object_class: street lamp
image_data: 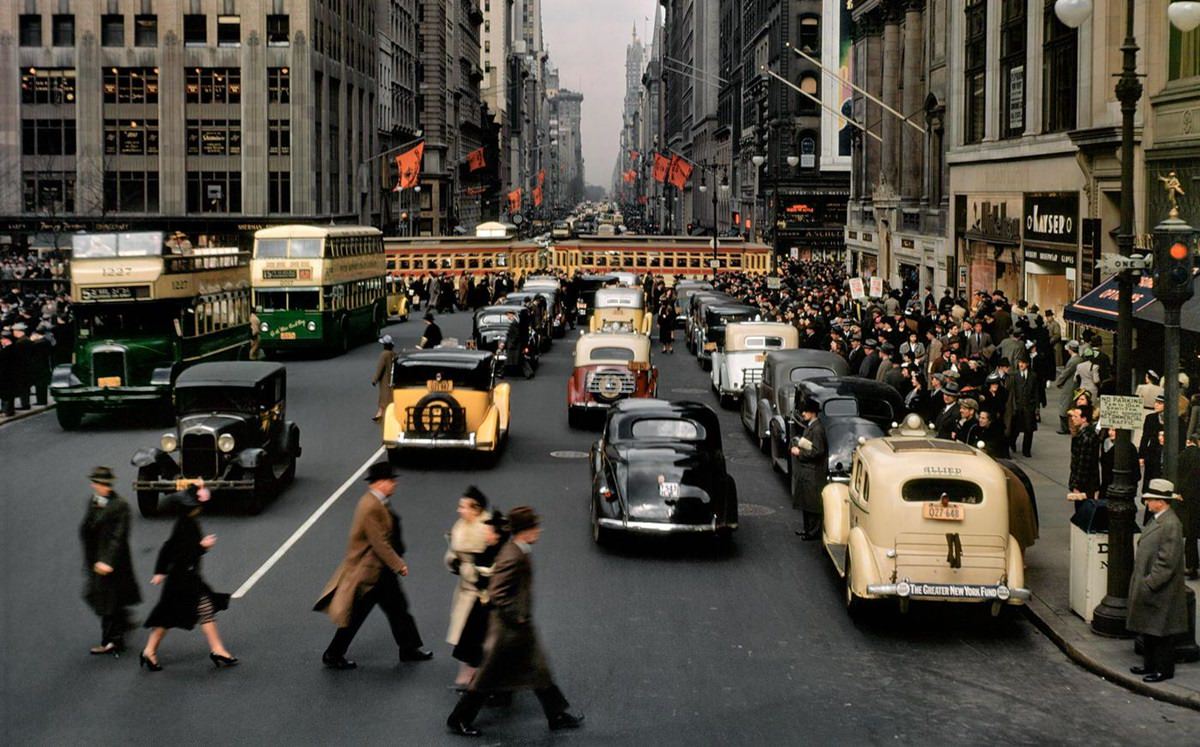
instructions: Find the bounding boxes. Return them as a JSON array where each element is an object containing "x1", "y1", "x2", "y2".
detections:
[
  {"x1": 1053, "y1": 0, "x2": 1200, "y2": 637},
  {"x1": 787, "y1": 155, "x2": 799, "y2": 169},
  {"x1": 411, "y1": 184, "x2": 422, "y2": 237}
]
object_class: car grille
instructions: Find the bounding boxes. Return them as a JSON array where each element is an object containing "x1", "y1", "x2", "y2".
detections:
[
  {"x1": 92, "y1": 350, "x2": 125, "y2": 385},
  {"x1": 181, "y1": 433, "x2": 220, "y2": 478},
  {"x1": 587, "y1": 370, "x2": 636, "y2": 399},
  {"x1": 742, "y1": 368, "x2": 763, "y2": 387}
]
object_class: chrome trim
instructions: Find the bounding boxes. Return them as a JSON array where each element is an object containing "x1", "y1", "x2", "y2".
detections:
[
  {"x1": 597, "y1": 517, "x2": 737, "y2": 534},
  {"x1": 865, "y1": 582, "x2": 1030, "y2": 601},
  {"x1": 387, "y1": 432, "x2": 488, "y2": 449}
]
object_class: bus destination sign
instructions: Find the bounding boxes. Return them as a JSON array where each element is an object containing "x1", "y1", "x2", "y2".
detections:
[{"x1": 80, "y1": 285, "x2": 151, "y2": 302}]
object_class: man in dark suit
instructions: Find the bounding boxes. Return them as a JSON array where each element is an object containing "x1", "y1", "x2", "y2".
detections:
[
  {"x1": 1178, "y1": 435, "x2": 1200, "y2": 578},
  {"x1": 1128, "y1": 480, "x2": 1189, "y2": 682},
  {"x1": 857, "y1": 338, "x2": 882, "y2": 380},
  {"x1": 447, "y1": 507, "x2": 583, "y2": 737},
  {"x1": 1006, "y1": 356, "x2": 1039, "y2": 457},
  {"x1": 314, "y1": 461, "x2": 432, "y2": 669},
  {"x1": 789, "y1": 399, "x2": 828, "y2": 539},
  {"x1": 80, "y1": 466, "x2": 140, "y2": 655},
  {"x1": 934, "y1": 383, "x2": 961, "y2": 440},
  {"x1": 951, "y1": 398, "x2": 982, "y2": 445},
  {"x1": 964, "y1": 319, "x2": 993, "y2": 358}
]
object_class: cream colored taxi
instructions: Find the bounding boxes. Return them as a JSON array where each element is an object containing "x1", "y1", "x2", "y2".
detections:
[
  {"x1": 587, "y1": 287, "x2": 652, "y2": 335},
  {"x1": 820, "y1": 414, "x2": 1030, "y2": 616},
  {"x1": 710, "y1": 321, "x2": 799, "y2": 408}
]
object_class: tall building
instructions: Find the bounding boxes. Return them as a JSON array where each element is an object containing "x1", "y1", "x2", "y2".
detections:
[
  {"x1": 481, "y1": 0, "x2": 512, "y2": 197},
  {"x1": 613, "y1": 26, "x2": 643, "y2": 204},
  {"x1": 377, "y1": 0, "x2": 420, "y2": 234},
  {"x1": 640, "y1": 6, "x2": 665, "y2": 231},
  {"x1": 551, "y1": 86, "x2": 584, "y2": 207},
  {"x1": 2, "y1": 0, "x2": 381, "y2": 246}
]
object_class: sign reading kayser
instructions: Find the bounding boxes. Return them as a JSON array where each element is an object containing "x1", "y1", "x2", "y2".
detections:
[{"x1": 1024, "y1": 192, "x2": 1079, "y2": 245}]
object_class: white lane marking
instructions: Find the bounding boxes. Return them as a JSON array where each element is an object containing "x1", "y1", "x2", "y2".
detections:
[{"x1": 232, "y1": 446, "x2": 385, "y2": 599}]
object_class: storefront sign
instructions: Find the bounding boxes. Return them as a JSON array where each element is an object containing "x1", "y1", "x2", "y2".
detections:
[
  {"x1": 965, "y1": 196, "x2": 1022, "y2": 244},
  {"x1": 1023, "y1": 245, "x2": 1076, "y2": 267},
  {"x1": 1008, "y1": 67, "x2": 1025, "y2": 131},
  {"x1": 1024, "y1": 192, "x2": 1079, "y2": 245}
]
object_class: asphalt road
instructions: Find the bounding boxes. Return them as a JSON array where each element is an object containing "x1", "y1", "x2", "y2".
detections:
[{"x1": 3, "y1": 310, "x2": 1199, "y2": 745}]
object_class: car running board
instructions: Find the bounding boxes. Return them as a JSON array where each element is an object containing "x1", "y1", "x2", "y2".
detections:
[{"x1": 826, "y1": 542, "x2": 848, "y2": 577}]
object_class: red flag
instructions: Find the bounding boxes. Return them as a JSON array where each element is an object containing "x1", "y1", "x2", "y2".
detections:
[
  {"x1": 668, "y1": 155, "x2": 693, "y2": 190},
  {"x1": 623, "y1": 170, "x2": 636, "y2": 184},
  {"x1": 537, "y1": 169, "x2": 545, "y2": 187},
  {"x1": 629, "y1": 150, "x2": 640, "y2": 161},
  {"x1": 466, "y1": 147, "x2": 486, "y2": 172},
  {"x1": 394, "y1": 142, "x2": 424, "y2": 191},
  {"x1": 637, "y1": 195, "x2": 649, "y2": 205},
  {"x1": 533, "y1": 185, "x2": 544, "y2": 207},
  {"x1": 507, "y1": 188, "x2": 522, "y2": 214},
  {"x1": 652, "y1": 153, "x2": 670, "y2": 183}
]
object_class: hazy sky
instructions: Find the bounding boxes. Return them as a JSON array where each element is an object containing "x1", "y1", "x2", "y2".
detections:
[{"x1": 542, "y1": 0, "x2": 659, "y2": 188}]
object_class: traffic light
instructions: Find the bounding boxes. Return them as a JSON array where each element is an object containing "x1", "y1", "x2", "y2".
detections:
[{"x1": 1153, "y1": 232, "x2": 1196, "y2": 305}]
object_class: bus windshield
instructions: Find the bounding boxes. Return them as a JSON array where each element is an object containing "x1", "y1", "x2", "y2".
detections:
[
  {"x1": 77, "y1": 304, "x2": 177, "y2": 337},
  {"x1": 255, "y1": 237, "x2": 322, "y2": 258},
  {"x1": 255, "y1": 289, "x2": 321, "y2": 312}
]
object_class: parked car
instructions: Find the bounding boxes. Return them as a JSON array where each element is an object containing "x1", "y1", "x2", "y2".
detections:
[
  {"x1": 742, "y1": 350, "x2": 852, "y2": 453},
  {"x1": 695, "y1": 304, "x2": 759, "y2": 372},
  {"x1": 589, "y1": 399, "x2": 738, "y2": 544},
  {"x1": 381, "y1": 348, "x2": 511, "y2": 460},
  {"x1": 472, "y1": 305, "x2": 539, "y2": 378},
  {"x1": 567, "y1": 332, "x2": 658, "y2": 428},
  {"x1": 821, "y1": 414, "x2": 1031, "y2": 616},
  {"x1": 385, "y1": 275, "x2": 412, "y2": 322},
  {"x1": 588, "y1": 287, "x2": 652, "y2": 335},
  {"x1": 502, "y1": 291, "x2": 555, "y2": 349},
  {"x1": 711, "y1": 322, "x2": 799, "y2": 408},
  {"x1": 772, "y1": 376, "x2": 905, "y2": 476},
  {"x1": 130, "y1": 362, "x2": 301, "y2": 517},
  {"x1": 684, "y1": 291, "x2": 736, "y2": 353}
]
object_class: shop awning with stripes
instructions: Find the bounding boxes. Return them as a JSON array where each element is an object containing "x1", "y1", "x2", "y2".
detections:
[{"x1": 1062, "y1": 275, "x2": 1158, "y2": 331}]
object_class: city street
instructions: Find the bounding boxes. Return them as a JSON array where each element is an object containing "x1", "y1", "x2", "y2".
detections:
[{"x1": 4, "y1": 311, "x2": 1200, "y2": 745}]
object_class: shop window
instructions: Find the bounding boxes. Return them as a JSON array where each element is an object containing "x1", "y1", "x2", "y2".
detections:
[
  {"x1": 1042, "y1": 0, "x2": 1077, "y2": 133},
  {"x1": 185, "y1": 68, "x2": 241, "y2": 104},
  {"x1": 798, "y1": 16, "x2": 819, "y2": 54},
  {"x1": 101, "y1": 15, "x2": 124, "y2": 47},
  {"x1": 22, "y1": 172, "x2": 75, "y2": 213},
  {"x1": 268, "y1": 120, "x2": 291, "y2": 156},
  {"x1": 20, "y1": 15, "x2": 42, "y2": 47},
  {"x1": 22, "y1": 118, "x2": 77, "y2": 156},
  {"x1": 217, "y1": 16, "x2": 241, "y2": 47},
  {"x1": 267, "y1": 15, "x2": 290, "y2": 46},
  {"x1": 1169, "y1": 24, "x2": 1200, "y2": 80},
  {"x1": 135, "y1": 15, "x2": 158, "y2": 47},
  {"x1": 268, "y1": 67, "x2": 291, "y2": 103},
  {"x1": 104, "y1": 171, "x2": 160, "y2": 213},
  {"x1": 1000, "y1": 0, "x2": 1026, "y2": 138},
  {"x1": 184, "y1": 14, "x2": 207, "y2": 46},
  {"x1": 21, "y1": 68, "x2": 77, "y2": 105},
  {"x1": 186, "y1": 119, "x2": 242, "y2": 156},
  {"x1": 187, "y1": 171, "x2": 242, "y2": 213},
  {"x1": 104, "y1": 119, "x2": 160, "y2": 156},
  {"x1": 103, "y1": 68, "x2": 160, "y2": 104},
  {"x1": 963, "y1": 0, "x2": 987, "y2": 144},
  {"x1": 52, "y1": 15, "x2": 75, "y2": 47}
]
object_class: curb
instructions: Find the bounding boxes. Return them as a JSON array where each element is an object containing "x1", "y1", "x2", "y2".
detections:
[
  {"x1": 0, "y1": 403, "x2": 54, "y2": 427},
  {"x1": 1023, "y1": 593, "x2": 1200, "y2": 711}
]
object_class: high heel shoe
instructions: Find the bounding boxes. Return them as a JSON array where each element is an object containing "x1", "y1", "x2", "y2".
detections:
[
  {"x1": 210, "y1": 652, "x2": 240, "y2": 668},
  {"x1": 139, "y1": 652, "x2": 162, "y2": 671}
]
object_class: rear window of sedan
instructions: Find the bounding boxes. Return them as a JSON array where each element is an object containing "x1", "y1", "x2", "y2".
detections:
[
  {"x1": 591, "y1": 346, "x2": 635, "y2": 361},
  {"x1": 901, "y1": 478, "x2": 984, "y2": 505},
  {"x1": 630, "y1": 418, "x2": 705, "y2": 441}
]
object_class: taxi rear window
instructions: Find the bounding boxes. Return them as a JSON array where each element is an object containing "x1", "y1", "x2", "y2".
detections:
[
  {"x1": 590, "y1": 346, "x2": 635, "y2": 361},
  {"x1": 901, "y1": 478, "x2": 984, "y2": 505}
]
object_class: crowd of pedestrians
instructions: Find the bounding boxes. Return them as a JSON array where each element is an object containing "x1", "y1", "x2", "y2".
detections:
[{"x1": 2, "y1": 251, "x2": 73, "y2": 417}]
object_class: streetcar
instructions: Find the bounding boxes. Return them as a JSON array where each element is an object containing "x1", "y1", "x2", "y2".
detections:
[
  {"x1": 50, "y1": 231, "x2": 252, "y2": 429},
  {"x1": 384, "y1": 222, "x2": 541, "y2": 278},
  {"x1": 549, "y1": 235, "x2": 773, "y2": 276},
  {"x1": 251, "y1": 225, "x2": 386, "y2": 355}
]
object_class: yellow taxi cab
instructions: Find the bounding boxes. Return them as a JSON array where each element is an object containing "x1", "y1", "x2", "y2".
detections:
[
  {"x1": 588, "y1": 287, "x2": 653, "y2": 335},
  {"x1": 386, "y1": 275, "x2": 411, "y2": 321}
]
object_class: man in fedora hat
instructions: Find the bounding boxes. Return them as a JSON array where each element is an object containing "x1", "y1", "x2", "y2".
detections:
[
  {"x1": 1128, "y1": 479, "x2": 1189, "y2": 682},
  {"x1": 314, "y1": 461, "x2": 432, "y2": 669},
  {"x1": 447, "y1": 506, "x2": 583, "y2": 737},
  {"x1": 79, "y1": 466, "x2": 140, "y2": 655}
]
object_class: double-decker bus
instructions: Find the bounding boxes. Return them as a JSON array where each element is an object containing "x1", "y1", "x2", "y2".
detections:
[
  {"x1": 383, "y1": 222, "x2": 541, "y2": 278},
  {"x1": 50, "y1": 231, "x2": 252, "y2": 429},
  {"x1": 252, "y1": 225, "x2": 386, "y2": 355},
  {"x1": 550, "y1": 235, "x2": 773, "y2": 277}
]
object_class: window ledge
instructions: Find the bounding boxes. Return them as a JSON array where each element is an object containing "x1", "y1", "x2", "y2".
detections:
[{"x1": 1149, "y1": 79, "x2": 1200, "y2": 106}]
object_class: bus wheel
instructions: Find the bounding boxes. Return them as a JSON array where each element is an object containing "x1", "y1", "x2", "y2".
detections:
[
  {"x1": 56, "y1": 405, "x2": 82, "y2": 430},
  {"x1": 136, "y1": 466, "x2": 160, "y2": 518}
]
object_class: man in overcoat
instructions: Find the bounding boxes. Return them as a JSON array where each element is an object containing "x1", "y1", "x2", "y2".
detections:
[
  {"x1": 314, "y1": 461, "x2": 432, "y2": 669},
  {"x1": 789, "y1": 398, "x2": 827, "y2": 540},
  {"x1": 1005, "y1": 355, "x2": 1039, "y2": 457},
  {"x1": 80, "y1": 466, "x2": 140, "y2": 655},
  {"x1": 447, "y1": 506, "x2": 583, "y2": 737},
  {"x1": 1177, "y1": 435, "x2": 1200, "y2": 578},
  {"x1": 1128, "y1": 479, "x2": 1190, "y2": 682}
]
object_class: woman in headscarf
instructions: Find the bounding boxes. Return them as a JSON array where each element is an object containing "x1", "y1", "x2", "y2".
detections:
[
  {"x1": 445, "y1": 486, "x2": 492, "y2": 688},
  {"x1": 372, "y1": 335, "x2": 396, "y2": 422},
  {"x1": 140, "y1": 481, "x2": 236, "y2": 671},
  {"x1": 450, "y1": 511, "x2": 507, "y2": 689}
]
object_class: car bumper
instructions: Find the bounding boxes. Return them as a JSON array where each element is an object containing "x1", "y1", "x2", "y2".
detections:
[
  {"x1": 50, "y1": 385, "x2": 169, "y2": 407},
  {"x1": 133, "y1": 478, "x2": 256, "y2": 492},
  {"x1": 597, "y1": 517, "x2": 738, "y2": 534},
  {"x1": 385, "y1": 433, "x2": 495, "y2": 451},
  {"x1": 865, "y1": 581, "x2": 1031, "y2": 603}
]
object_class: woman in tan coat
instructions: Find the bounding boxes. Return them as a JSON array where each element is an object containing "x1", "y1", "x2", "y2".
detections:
[
  {"x1": 371, "y1": 336, "x2": 396, "y2": 421},
  {"x1": 445, "y1": 486, "x2": 491, "y2": 687}
]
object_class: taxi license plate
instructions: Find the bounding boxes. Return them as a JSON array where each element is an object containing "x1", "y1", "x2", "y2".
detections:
[
  {"x1": 280, "y1": 331, "x2": 297, "y2": 340},
  {"x1": 923, "y1": 503, "x2": 965, "y2": 521},
  {"x1": 175, "y1": 478, "x2": 199, "y2": 490},
  {"x1": 659, "y1": 481, "x2": 681, "y2": 499},
  {"x1": 97, "y1": 376, "x2": 121, "y2": 388},
  {"x1": 754, "y1": 354, "x2": 766, "y2": 362}
]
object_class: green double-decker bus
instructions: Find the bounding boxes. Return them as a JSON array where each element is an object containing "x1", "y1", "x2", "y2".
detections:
[
  {"x1": 51, "y1": 231, "x2": 252, "y2": 429},
  {"x1": 252, "y1": 225, "x2": 386, "y2": 355}
]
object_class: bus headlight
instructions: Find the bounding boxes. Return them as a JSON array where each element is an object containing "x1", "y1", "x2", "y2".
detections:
[
  {"x1": 306, "y1": 321, "x2": 317, "y2": 332},
  {"x1": 259, "y1": 322, "x2": 269, "y2": 333},
  {"x1": 217, "y1": 434, "x2": 236, "y2": 453},
  {"x1": 160, "y1": 433, "x2": 178, "y2": 452}
]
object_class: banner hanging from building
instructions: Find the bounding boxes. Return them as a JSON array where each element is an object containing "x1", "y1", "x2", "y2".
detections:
[
  {"x1": 466, "y1": 147, "x2": 486, "y2": 172},
  {"x1": 537, "y1": 169, "x2": 545, "y2": 187},
  {"x1": 623, "y1": 170, "x2": 636, "y2": 184},
  {"x1": 533, "y1": 185, "x2": 544, "y2": 207},
  {"x1": 507, "y1": 188, "x2": 522, "y2": 214},
  {"x1": 667, "y1": 156, "x2": 693, "y2": 190},
  {"x1": 394, "y1": 142, "x2": 425, "y2": 191},
  {"x1": 652, "y1": 154, "x2": 670, "y2": 183}
]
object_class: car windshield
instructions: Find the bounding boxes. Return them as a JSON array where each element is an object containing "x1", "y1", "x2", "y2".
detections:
[
  {"x1": 902, "y1": 478, "x2": 984, "y2": 505},
  {"x1": 392, "y1": 361, "x2": 492, "y2": 390},
  {"x1": 176, "y1": 386, "x2": 259, "y2": 414},
  {"x1": 590, "y1": 346, "x2": 635, "y2": 361},
  {"x1": 629, "y1": 418, "x2": 704, "y2": 441}
]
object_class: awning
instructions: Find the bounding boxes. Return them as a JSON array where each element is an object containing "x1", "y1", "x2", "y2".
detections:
[
  {"x1": 1063, "y1": 275, "x2": 1157, "y2": 331},
  {"x1": 1133, "y1": 275, "x2": 1200, "y2": 333}
]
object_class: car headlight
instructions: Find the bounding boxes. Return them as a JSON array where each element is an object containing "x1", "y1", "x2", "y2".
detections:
[
  {"x1": 259, "y1": 321, "x2": 269, "y2": 333},
  {"x1": 160, "y1": 433, "x2": 178, "y2": 452},
  {"x1": 217, "y1": 434, "x2": 236, "y2": 453},
  {"x1": 306, "y1": 321, "x2": 317, "y2": 332}
]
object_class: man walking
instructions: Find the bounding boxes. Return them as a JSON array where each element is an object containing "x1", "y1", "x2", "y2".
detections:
[
  {"x1": 447, "y1": 506, "x2": 584, "y2": 737},
  {"x1": 418, "y1": 312, "x2": 443, "y2": 349},
  {"x1": 1006, "y1": 356, "x2": 1039, "y2": 457},
  {"x1": 80, "y1": 466, "x2": 140, "y2": 656},
  {"x1": 1128, "y1": 479, "x2": 1189, "y2": 683},
  {"x1": 314, "y1": 461, "x2": 432, "y2": 669}
]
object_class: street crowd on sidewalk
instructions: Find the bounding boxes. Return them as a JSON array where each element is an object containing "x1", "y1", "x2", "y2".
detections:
[{"x1": 2, "y1": 250, "x2": 73, "y2": 417}]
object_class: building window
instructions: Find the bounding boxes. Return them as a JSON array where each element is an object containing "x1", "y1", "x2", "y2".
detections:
[
  {"x1": 104, "y1": 171, "x2": 160, "y2": 213},
  {"x1": 104, "y1": 119, "x2": 160, "y2": 156},
  {"x1": 269, "y1": 172, "x2": 291, "y2": 213},
  {"x1": 798, "y1": 73, "x2": 819, "y2": 111},
  {"x1": 21, "y1": 68, "x2": 76, "y2": 105},
  {"x1": 184, "y1": 14, "x2": 207, "y2": 46},
  {"x1": 963, "y1": 0, "x2": 987, "y2": 144},
  {"x1": 22, "y1": 119, "x2": 77, "y2": 156},
  {"x1": 268, "y1": 120, "x2": 291, "y2": 156},
  {"x1": 20, "y1": 15, "x2": 42, "y2": 47},
  {"x1": 135, "y1": 15, "x2": 158, "y2": 47},
  {"x1": 217, "y1": 15, "x2": 241, "y2": 47},
  {"x1": 268, "y1": 67, "x2": 291, "y2": 103},
  {"x1": 101, "y1": 15, "x2": 124, "y2": 47},
  {"x1": 1042, "y1": 0, "x2": 1077, "y2": 133},
  {"x1": 103, "y1": 68, "x2": 160, "y2": 104},
  {"x1": 187, "y1": 171, "x2": 242, "y2": 213},
  {"x1": 52, "y1": 15, "x2": 75, "y2": 47},
  {"x1": 1169, "y1": 24, "x2": 1200, "y2": 81},
  {"x1": 186, "y1": 120, "x2": 242, "y2": 156},
  {"x1": 267, "y1": 15, "x2": 290, "y2": 46},
  {"x1": 798, "y1": 16, "x2": 820, "y2": 54},
  {"x1": 1000, "y1": 0, "x2": 1026, "y2": 138},
  {"x1": 185, "y1": 68, "x2": 241, "y2": 104},
  {"x1": 23, "y1": 172, "x2": 75, "y2": 213}
]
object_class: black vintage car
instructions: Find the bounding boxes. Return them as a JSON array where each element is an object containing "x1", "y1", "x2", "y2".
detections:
[
  {"x1": 472, "y1": 305, "x2": 539, "y2": 378},
  {"x1": 684, "y1": 291, "x2": 737, "y2": 352},
  {"x1": 502, "y1": 291, "x2": 555, "y2": 349},
  {"x1": 130, "y1": 362, "x2": 301, "y2": 517},
  {"x1": 590, "y1": 400, "x2": 738, "y2": 545},
  {"x1": 695, "y1": 304, "x2": 758, "y2": 371},
  {"x1": 743, "y1": 350, "x2": 852, "y2": 454},
  {"x1": 780, "y1": 376, "x2": 906, "y2": 482}
]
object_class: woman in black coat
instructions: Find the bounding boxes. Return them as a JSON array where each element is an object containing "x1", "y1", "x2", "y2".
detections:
[
  {"x1": 141, "y1": 482, "x2": 237, "y2": 671},
  {"x1": 656, "y1": 294, "x2": 677, "y2": 354}
]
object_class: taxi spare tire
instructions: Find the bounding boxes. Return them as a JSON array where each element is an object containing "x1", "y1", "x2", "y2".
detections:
[{"x1": 411, "y1": 392, "x2": 465, "y2": 435}]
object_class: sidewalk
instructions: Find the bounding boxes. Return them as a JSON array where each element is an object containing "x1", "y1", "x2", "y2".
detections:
[
  {"x1": 0, "y1": 401, "x2": 53, "y2": 427},
  {"x1": 1015, "y1": 399, "x2": 1200, "y2": 709}
]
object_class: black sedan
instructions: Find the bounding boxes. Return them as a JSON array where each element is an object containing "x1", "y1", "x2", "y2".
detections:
[{"x1": 590, "y1": 400, "x2": 738, "y2": 545}]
